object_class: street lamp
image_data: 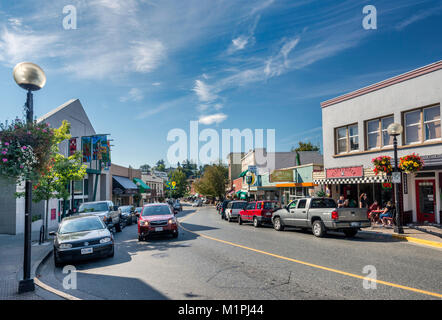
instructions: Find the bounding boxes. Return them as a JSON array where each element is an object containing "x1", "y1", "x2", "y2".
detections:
[
  {"x1": 13, "y1": 62, "x2": 46, "y2": 293},
  {"x1": 387, "y1": 122, "x2": 404, "y2": 234},
  {"x1": 246, "y1": 171, "x2": 253, "y2": 199}
]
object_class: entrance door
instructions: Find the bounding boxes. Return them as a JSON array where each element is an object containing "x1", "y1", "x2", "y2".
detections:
[{"x1": 415, "y1": 180, "x2": 436, "y2": 223}]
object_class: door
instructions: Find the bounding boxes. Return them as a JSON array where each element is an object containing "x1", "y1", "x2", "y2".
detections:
[
  {"x1": 415, "y1": 180, "x2": 436, "y2": 223},
  {"x1": 245, "y1": 202, "x2": 256, "y2": 221},
  {"x1": 285, "y1": 200, "x2": 298, "y2": 226},
  {"x1": 293, "y1": 199, "x2": 309, "y2": 227}
]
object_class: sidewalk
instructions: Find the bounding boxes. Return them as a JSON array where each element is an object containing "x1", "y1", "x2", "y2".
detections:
[
  {"x1": 361, "y1": 223, "x2": 442, "y2": 249},
  {"x1": 0, "y1": 227, "x2": 59, "y2": 300}
]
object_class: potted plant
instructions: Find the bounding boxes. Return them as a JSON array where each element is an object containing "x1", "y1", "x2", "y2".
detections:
[
  {"x1": 372, "y1": 155, "x2": 393, "y2": 175},
  {"x1": 399, "y1": 153, "x2": 424, "y2": 174}
]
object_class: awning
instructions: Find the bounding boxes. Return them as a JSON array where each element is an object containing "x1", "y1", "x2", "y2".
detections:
[
  {"x1": 239, "y1": 170, "x2": 248, "y2": 177},
  {"x1": 236, "y1": 190, "x2": 247, "y2": 199},
  {"x1": 275, "y1": 182, "x2": 317, "y2": 187},
  {"x1": 133, "y1": 178, "x2": 150, "y2": 193},
  {"x1": 314, "y1": 176, "x2": 391, "y2": 185},
  {"x1": 113, "y1": 176, "x2": 138, "y2": 194}
]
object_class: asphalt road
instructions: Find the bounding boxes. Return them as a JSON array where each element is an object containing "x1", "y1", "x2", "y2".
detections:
[{"x1": 37, "y1": 203, "x2": 442, "y2": 300}]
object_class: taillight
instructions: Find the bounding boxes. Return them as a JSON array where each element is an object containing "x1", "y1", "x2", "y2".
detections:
[{"x1": 331, "y1": 210, "x2": 339, "y2": 220}]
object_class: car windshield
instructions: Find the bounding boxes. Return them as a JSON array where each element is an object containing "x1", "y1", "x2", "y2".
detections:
[
  {"x1": 142, "y1": 205, "x2": 171, "y2": 216},
  {"x1": 59, "y1": 217, "x2": 105, "y2": 234},
  {"x1": 232, "y1": 202, "x2": 247, "y2": 209},
  {"x1": 78, "y1": 202, "x2": 109, "y2": 213},
  {"x1": 263, "y1": 202, "x2": 279, "y2": 210},
  {"x1": 310, "y1": 198, "x2": 337, "y2": 209}
]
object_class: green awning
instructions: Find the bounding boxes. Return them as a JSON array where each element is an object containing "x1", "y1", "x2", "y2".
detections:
[
  {"x1": 235, "y1": 190, "x2": 247, "y2": 199},
  {"x1": 133, "y1": 178, "x2": 150, "y2": 192},
  {"x1": 239, "y1": 170, "x2": 248, "y2": 177}
]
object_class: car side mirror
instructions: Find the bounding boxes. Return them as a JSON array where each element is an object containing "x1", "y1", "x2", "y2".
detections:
[{"x1": 49, "y1": 231, "x2": 56, "y2": 236}]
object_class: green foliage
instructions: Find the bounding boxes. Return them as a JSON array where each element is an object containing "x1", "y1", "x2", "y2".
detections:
[
  {"x1": 169, "y1": 168, "x2": 188, "y2": 198},
  {"x1": 155, "y1": 159, "x2": 166, "y2": 172},
  {"x1": 194, "y1": 163, "x2": 228, "y2": 199},
  {"x1": 291, "y1": 141, "x2": 320, "y2": 152}
]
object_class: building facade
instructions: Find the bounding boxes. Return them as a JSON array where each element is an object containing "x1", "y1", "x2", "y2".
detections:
[
  {"x1": 109, "y1": 164, "x2": 145, "y2": 206},
  {"x1": 314, "y1": 61, "x2": 442, "y2": 224},
  {"x1": 142, "y1": 172, "x2": 164, "y2": 202}
]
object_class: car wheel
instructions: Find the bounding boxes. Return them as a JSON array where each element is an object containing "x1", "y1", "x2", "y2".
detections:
[
  {"x1": 312, "y1": 220, "x2": 326, "y2": 238},
  {"x1": 115, "y1": 220, "x2": 122, "y2": 233},
  {"x1": 253, "y1": 217, "x2": 260, "y2": 228},
  {"x1": 273, "y1": 217, "x2": 284, "y2": 231},
  {"x1": 54, "y1": 251, "x2": 63, "y2": 268},
  {"x1": 238, "y1": 216, "x2": 243, "y2": 225},
  {"x1": 343, "y1": 229, "x2": 358, "y2": 238}
]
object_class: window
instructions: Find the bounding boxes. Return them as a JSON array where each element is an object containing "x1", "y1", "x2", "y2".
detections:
[
  {"x1": 405, "y1": 106, "x2": 441, "y2": 144},
  {"x1": 335, "y1": 124, "x2": 359, "y2": 154},
  {"x1": 246, "y1": 203, "x2": 256, "y2": 210},
  {"x1": 366, "y1": 116, "x2": 394, "y2": 149},
  {"x1": 297, "y1": 199, "x2": 307, "y2": 209},
  {"x1": 288, "y1": 200, "x2": 298, "y2": 209},
  {"x1": 257, "y1": 202, "x2": 262, "y2": 209}
]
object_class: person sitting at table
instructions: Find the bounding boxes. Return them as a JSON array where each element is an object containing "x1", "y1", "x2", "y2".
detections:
[
  {"x1": 337, "y1": 195, "x2": 345, "y2": 208},
  {"x1": 368, "y1": 200, "x2": 380, "y2": 223},
  {"x1": 343, "y1": 199, "x2": 350, "y2": 208},
  {"x1": 379, "y1": 201, "x2": 394, "y2": 227}
]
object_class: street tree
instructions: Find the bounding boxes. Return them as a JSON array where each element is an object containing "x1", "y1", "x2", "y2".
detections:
[
  {"x1": 194, "y1": 163, "x2": 228, "y2": 199},
  {"x1": 168, "y1": 168, "x2": 188, "y2": 198},
  {"x1": 291, "y1": 141, "x2": 320, "y2": 152}
]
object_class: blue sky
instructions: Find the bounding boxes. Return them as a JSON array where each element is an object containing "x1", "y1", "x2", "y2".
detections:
[{"x1": 0, "y1": 0, "x2": 441, "y2": 168}]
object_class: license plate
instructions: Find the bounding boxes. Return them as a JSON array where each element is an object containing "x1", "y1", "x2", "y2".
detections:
[
  {"x1": 81, "y1": 248, "x2": 93, "y2": 255},
  {"x1": 155, "y1": 227, "x2": 163, "y2": 232},
  {"x1": 351, "y1": 222, "x2": 361, "y2": 227}
]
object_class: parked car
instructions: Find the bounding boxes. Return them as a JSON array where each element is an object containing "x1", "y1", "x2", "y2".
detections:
[
  {"x1": 224, "y1": 200, "x2": 247, "y2": 222},
  {"x1": 271, "y1": 197, "x2": 370, "y2": 237},
  {"x1": 51, "y1": 215, "x2": 114, "y2": 267},
  {"x1": 136, "y1": 203, "x2": 178, "y2": 241},
  {"x1": 119, "y1": 205, "x2": 136, "y2": 226},
  {"x1": 238, "y1": 200, "x2": 280, "y2": 227},
  {"x1": 78, "y1": 201, "x2": 123, "y2": 232},
  {"x1": 134, "y1": 207, "x2": 142, "y2": 223},
  {"x1": 219, "y1": 200, "x2": 231, "y2": 219},
  {"x1": 192, "y1": 199, "x2": 202, "y2": 207}
]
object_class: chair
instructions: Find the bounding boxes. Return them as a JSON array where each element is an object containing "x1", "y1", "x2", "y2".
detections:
[{"x1": 383, "y1": 209, "x2": 396, "y2": 226}]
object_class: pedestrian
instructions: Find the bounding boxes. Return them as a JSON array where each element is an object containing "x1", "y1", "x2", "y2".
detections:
[
  {"x1": 379, "y1": 201, "x2": 394, "y2": 227},
  {"x1": 337, "y1": 195, "x2": 345, "y2": 208},
  {"x1": 349, "y1": 198, "x2": 357, "y2": 208},
  {"x1": 368, "y1": 200, "x2": 380, "y2": 224},
  {"x1": 359, "y1": 193, "x2": 369, "y2": 209}
]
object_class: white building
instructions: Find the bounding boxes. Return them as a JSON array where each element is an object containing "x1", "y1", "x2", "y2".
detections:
[
  {"x1": 0, "y1": 99, "x2": 111, "y2": 234},
  {"x1": 314, "y1": 61, "x2": 442, "y2": 224}
]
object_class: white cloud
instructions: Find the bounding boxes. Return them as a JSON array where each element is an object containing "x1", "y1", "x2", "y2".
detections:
[
  {"x1": 193, "y1": 79, "x2": 218, "y2": 102},
  {"x1": 0, "y1": 28, "x2": 59, "y2": 65},
  {"x1": 131, "y1": 40, "x2": 166, "y2": 73},
  {"x1": 152, "y1": 82, "x2": 162, "y2": 86},
  {"x1": 120, "y1": 88, "x2": 144, "y2": 102},
  {"x1": 231, "y1": 36, "x2": 248, "y2": 51},
  {"x1": 198, "y1": 113, "x2": 227, "y2": 125},
  {"x1": 395, "y1": 6, "x2": 442, "y2": 30}
]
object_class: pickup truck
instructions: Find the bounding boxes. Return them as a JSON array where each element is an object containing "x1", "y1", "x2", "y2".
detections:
[
  {"x1": 78, "y1": 201, "x2": 123, "y2": 232},
  {"x1": 271, "y1": 197, "x2": 370, "y2": 237}
]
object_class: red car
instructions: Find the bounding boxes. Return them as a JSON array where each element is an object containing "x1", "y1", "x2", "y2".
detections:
[
  {"x1": 137, "y1": 203, "x2": 178, "y2": 241},
  {"x1": 238, "y1": 200, "x2": 280, "y2": 227}
]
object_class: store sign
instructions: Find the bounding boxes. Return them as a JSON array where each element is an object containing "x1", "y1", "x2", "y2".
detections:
[
  {"x1": 326, "y1": 166, "x2": 363, "y2": 179},
  {"x1": 403, "y1": 173, "x2": 408, "y2": 194},
  {"x1": 392, "y1": 172, "x2": 401, "y2": 184},
  {"x1": 421, "y1": 154, "x2": 442, "y2": 167},
  {"x1": 270, "y1": 169, "x2": 293, "y2": 182}
]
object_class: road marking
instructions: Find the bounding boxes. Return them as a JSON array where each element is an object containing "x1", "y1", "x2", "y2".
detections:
[{"x1": 178, "y1": 209, "x2": 442, "y2": 299}]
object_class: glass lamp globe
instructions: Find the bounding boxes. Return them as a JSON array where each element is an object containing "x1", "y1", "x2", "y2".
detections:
[
  {"x1": 13, "y1": 62, "x2": 46, "y2": 91},
  {"x1": 387, "y1": 123, "x2": 403, "y2": 136}
]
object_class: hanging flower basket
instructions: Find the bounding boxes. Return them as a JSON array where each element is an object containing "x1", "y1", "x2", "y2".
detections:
[
  {"x1": 372, "y1": 155, "x2": 393, "y2": 175},
  {"x1": 0, "y1": 119, "x2": 54, "y2": 182},
  {"x1": 399, "y1": 153, "x2": 424, "y2": 174}
]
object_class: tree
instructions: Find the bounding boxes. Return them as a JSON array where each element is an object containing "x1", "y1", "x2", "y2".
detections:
[
  {"x1": 155, "y1": 159, "x2": 166, "y2": 172},
  {"x1": 194, "y1": 163, "x2": 228, "y2": 199},
  {"x1": 139, "y1": 164, "x2": 151, "y2": 173},
  {"x1": 291, "y1": 141, "x2": 320, "y2": 152},
  {"x1": 168, "y1": 168, "x2": 188, "y2": 198}
]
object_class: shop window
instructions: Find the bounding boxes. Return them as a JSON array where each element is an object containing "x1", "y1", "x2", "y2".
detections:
[
  {"x1": 335, "y1": 124, "x2": 359, "y2": 154},
  {"x1": 404, "y1": 105, "x2": 441, "y2": 144},
  {"x1": 366, "y1": 116, "x2": 394, "y2": 150}
]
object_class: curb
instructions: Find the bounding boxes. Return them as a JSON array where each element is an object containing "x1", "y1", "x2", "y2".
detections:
[
  {"x1": 32, "y1": 246, "x2": 81, "y2": 300},
  {"x1": 360, "y1": 230, "x2": 442, "y2": 249}
]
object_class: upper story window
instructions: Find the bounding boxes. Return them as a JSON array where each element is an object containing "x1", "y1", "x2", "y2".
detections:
[
  {"x1": 404, "y1": 105, "x2": 441, "y2": 144},
  {"x1": 366, "y1": 116, "x2": 394, "y2": 150},
  {"x1": 335, "y1": 124, "x2": 359, "y2": 154}
]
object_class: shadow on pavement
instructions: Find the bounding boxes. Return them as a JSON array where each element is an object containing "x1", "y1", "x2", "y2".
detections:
[{"x1": 179, "y1": 221, "x2": 219, "y2": 232}]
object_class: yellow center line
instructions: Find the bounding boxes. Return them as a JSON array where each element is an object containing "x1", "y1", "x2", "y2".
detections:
[{"x1": 178, "y1": 208, "x2": 442, "y2": 299}]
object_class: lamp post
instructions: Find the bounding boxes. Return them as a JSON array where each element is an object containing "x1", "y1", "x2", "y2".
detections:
[
  {"x1": 246, "y1": 171, "x2": 252, "y2": 200},
  {"x1": 387, "y1": 122, "x2": 404, "y2": 234},
  {"x1": 13, "y1": 62, "x2": 46, "y2": 293}
]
